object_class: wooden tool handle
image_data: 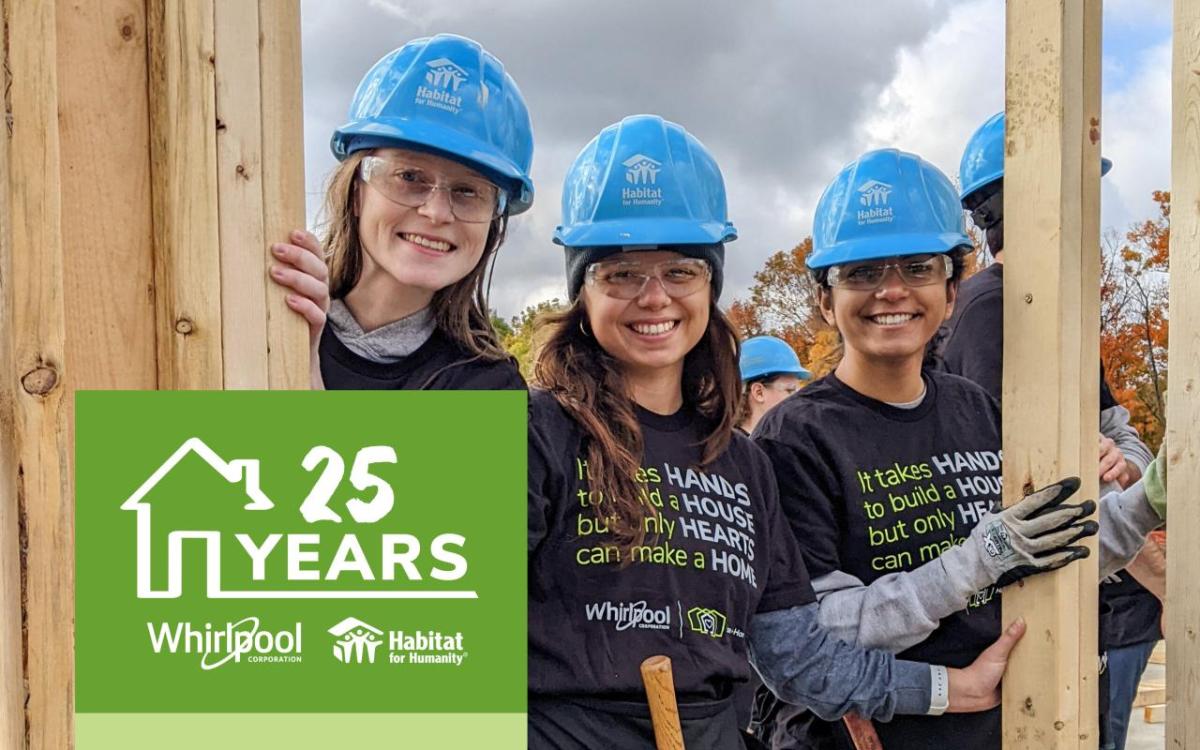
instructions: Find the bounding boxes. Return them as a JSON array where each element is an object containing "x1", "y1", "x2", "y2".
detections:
[
  {"x1": 842, "y1": 712, "x2": 883, "y2": 750},
  {"x1": 640, "y1": 655, "x2": 685, "y2": 750}
]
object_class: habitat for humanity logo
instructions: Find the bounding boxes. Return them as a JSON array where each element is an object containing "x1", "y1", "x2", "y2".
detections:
[
  {"x1": 621, "y1": 154, "x2": 664, "y2": 207},
  {"x1": 856, "y1": 180, "x2": 895, "y2": 225},
  {"x1": 585, "y1": 600, "x2": 670, "y2": 632},
  {"x1": 687, "y1": 607, "x2": 727, "y2": 638},
  {"x1": 329, "y1": 616, "x2": 468, "y2": 667},
  {"x1": 146, "y1": 616, "x2": 302, "y2": 671},
  {"x1": 416, "y1": 57, "x2": 467, "y2": 114},
  {"x1": 328, "y1": 616, "x2": 384, "y2": 664}
]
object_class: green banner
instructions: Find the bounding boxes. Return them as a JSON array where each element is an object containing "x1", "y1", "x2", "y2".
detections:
[{"x1": 75, "y1": 391, "x2": 526, "y2": 745}]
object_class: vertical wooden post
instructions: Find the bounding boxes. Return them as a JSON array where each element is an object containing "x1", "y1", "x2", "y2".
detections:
[
  {"x1": 1002, "y1": 1, "x2": 1102, "y2": 748},
  {"x1": 0, "y1": 4, "x2": 29, "y2": 747},
  {"x1": 148, "y1": 0, "x2": 224, "y2": 389},
  {"x1": 2, "y1": 1, "x2": 74, "y2": 748},
  {"x1": 0, "y1": 0, "x2": 307, "y2": 744},
  {"x1": 1167, "y1": 1, "x2": 1200, "y2": 745}
]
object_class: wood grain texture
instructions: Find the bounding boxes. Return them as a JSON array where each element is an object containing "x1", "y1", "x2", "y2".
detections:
[
  {"x1": 1002, "y1": 1, "x2": 1101, "y2": 747},
  {"x1": 1167, "y1": 1, "x2": 1200, "y2": 746},
  {"x1": 147, "y1": 0, "x2": 223, "y2": 389},
  {"x1": 214, "y1": 0, "x2": 269, "y2": 388},
  {"x1": 258, "y1": 0, "x2": 309, "y2": 389},
  {"x1": 640, "y1": 655, "x2": 685, "y2": 750},
  {"x1": 4, "y1": 1, "x2": 73, "y2": 747}
]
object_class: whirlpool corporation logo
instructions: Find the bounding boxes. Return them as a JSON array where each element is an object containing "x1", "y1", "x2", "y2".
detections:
[
  {"x1": 145, "y1": 617, "x2": 303, "y2": 670},
  {"x1": 856, "y1": 179, "x2": 895, "y2": 225},
  {"x1": 328, "y1": 616, "x2": 385, "y2": 664},
  {"x1": 584, "y1": 600, "x2": 670, "y2": 632}
]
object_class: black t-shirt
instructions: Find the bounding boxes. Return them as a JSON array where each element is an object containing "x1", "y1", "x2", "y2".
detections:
[
  {"x1": 937, "y1": 263, "x2": 1120, "y2": 408},
  {"x1": 1103, "y1": 571, "x2": 1163, "y2": 647},
  {"x1": 755, "y1": 370, "x2": 1003, "y2": 746},
  {"x1": 319, "y1": 326, "x2": 525, "y2": 390},
  {"x1": 527, "y1": 389, "x2": 815, "y2": 744}
]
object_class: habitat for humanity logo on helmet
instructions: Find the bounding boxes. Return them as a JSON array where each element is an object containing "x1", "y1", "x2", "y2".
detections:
[
  {"x1": 585, "y1": 599, "x2": 671, "y2": 632},
  {"x1": 328, "y1": 617, "x2": 384, "y2": 664},
  {"x1": 856, "y1": 179, "x2": 895, "y2": 225},
  {"x1": 621, "y1": 154, "x2": 664, "y2": 207},
  {"x1": 416, "y1": 57, "x2": 467, "y2": 114},
  {"x1": 146, "y1": 616, "x2": 302, "y2": 671}
]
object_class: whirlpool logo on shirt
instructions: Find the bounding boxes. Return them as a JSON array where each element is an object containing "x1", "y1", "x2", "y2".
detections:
[{"x1": 584, "y1": 600, "x2": 671, "y2": 632}]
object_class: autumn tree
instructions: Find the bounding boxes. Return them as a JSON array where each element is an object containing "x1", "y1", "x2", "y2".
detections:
[
  {"x1": 501, "y1": 299, "x2": 567, "y2": 380},
  {"x1": 1100, "y1": 191, "x2": 1170, "y2": 450}
]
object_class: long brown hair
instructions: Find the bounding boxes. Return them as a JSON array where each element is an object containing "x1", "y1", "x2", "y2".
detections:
[
  {"x1": 320, "y1": 151, "x2": 510, "y2": 360},
  {"x1": 533, "y1": 296, "x2": 742, "y2": 554}
]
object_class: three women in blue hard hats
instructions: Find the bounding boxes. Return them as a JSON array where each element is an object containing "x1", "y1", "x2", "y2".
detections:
[
  {"x1": 752, "y1": 147, "x2": 1167, "y2": 749},
  {"x1": 737, "y1": 336, "x2": 811, "y2": 435},
  {"x1": 527, "y1": 116, "x2": 1028, "y2": 750},
  {"x1": 269, "y1": 34, "x2": 533, "y2": 390}
]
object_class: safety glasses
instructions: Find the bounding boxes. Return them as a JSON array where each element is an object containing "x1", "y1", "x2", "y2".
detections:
[
  {"x1": 827, "y1": 254, "x2": 953, "y2": 291},
  {"x1": 359, "y1": 155, "x2": 505, "y2": 223},
  {"x1": 584, "y1": 257, "x2": 712, "y2": 300}
]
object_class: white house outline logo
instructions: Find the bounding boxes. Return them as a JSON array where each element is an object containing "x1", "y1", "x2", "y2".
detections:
[
  {"x1": 120, "y1": 437, "x2": 477, "y2": 600},
  {"x1": 425, "y1": 58, "x2": 467, "y2": 91},
  {"x1": 857, "y1": 180, "x2": 892, "y2": 207},
  {"x1": 623, "y1": 154, "x2": 661, "y2": 185},
  {"x1": 328, "y1": 617, "x2": 384, "y2": 664}
]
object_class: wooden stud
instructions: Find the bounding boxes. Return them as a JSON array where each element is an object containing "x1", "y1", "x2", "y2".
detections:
[
  {"x1": 214, "y1": 0, "x2": 269, "y2": 388},
  {"x1": 1002, "y1": 0, "x2": 1101, "y2": 747},
  {"x1": 0, "y1": 4, "x2": 28, "y2": 747},
  {"x1": 1167, "y1": 1, "x2": 1200, "y2": 745},
  {"x1": 258, "y1": 0, "x2": 310, "y2": 390},
  {"x1": 3, "y1": 0, "x2": 74, "y2": 747},
  {"x1": 147, "y1": 0, "x2": 223, "y2": 389}
]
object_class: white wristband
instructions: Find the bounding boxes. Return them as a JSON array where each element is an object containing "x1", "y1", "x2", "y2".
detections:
[{"x1": 928, "y1": 665, "x2": 950, "y2": 715}]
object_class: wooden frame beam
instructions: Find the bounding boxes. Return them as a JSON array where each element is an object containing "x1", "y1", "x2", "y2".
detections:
[
  {"x1": 1167, "y1": 0, "x2": 1200, "y2": 745},
  {"x1": 1002, "y1": 0, "x2": 1102, "y2": 747}
]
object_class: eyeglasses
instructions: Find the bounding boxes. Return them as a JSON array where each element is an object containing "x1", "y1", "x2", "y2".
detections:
[
  {"x1": 584, "y1": 258, "x2": 712, "y2": 300},
  {"x1": 359, "y1": 156, "x2": 505, "y2": 223},
  {"x1": 964, "y1": 184, "x2": 1003, "y2": 230},
  {"x1": 827, "y1": 254, "x2": 953, "y2": 291}
]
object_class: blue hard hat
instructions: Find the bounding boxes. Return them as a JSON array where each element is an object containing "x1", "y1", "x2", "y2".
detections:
[
  {"x1": 959, "y1": 111, "x2": 1113, "y2": 202},
  {"x1": 807, "y1": 148, "x2": 972, "y2": 270},
  {"x1": 740, "y1": 336, "x2": 811, "y2": 382},
  {"x1": 331, "y1": 34, "x2": 535, "y2": 215},
  {"x1": 553, "y1": 114, "x2": 738, "y2": 248}
]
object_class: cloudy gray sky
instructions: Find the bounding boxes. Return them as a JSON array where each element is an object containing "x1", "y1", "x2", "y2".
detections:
[{"x1": 299, "y1": 0, "x2": 1172, "y2": 319}]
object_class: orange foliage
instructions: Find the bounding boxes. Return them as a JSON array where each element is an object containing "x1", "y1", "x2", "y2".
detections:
[{"x1": 1100, "y1": 191, "x2": 1170, "y2": 450}]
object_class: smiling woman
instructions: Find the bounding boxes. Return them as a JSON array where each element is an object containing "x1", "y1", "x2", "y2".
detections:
[{"x1": 268, "y1": 33, "x2": 534, "y2": 390}]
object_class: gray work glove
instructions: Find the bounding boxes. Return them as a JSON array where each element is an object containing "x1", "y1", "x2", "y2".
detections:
[{"x1": 942, "y1": 478, "x2": 1098, "y2": 591}]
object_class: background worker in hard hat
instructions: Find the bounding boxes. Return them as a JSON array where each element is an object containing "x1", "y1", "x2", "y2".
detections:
[
  {"x1": 528, "y1": 116, "x2": 1031, "y2": 750},
  {"x1": 737, "y1": 336, "x2": 812, "y2": 435},
  {"x1": 268, "y1": 34, "x2": 532, "y2": 390},
  {"x1": 943, "y1": 112, "x2": 1162, "y2": 750},
  {"x1": 751, "y1": 148, "x2": 1166, "y2": 749}
]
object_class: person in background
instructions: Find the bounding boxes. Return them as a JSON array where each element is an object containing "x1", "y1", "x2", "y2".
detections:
[
  {"x1": 269, "y1": 34, "x2": 532, "y2": 390},
  {"x1": 737, "y1": 336, "x2": 811, "y2": 435},
  {"x1": 947, "y1": 112, "x2": 1160, "y2": 750}
]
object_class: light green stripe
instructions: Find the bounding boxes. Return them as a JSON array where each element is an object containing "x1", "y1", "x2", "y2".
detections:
[{"x1": 76, "y1": 713, "x2": 526, "y2": 749}]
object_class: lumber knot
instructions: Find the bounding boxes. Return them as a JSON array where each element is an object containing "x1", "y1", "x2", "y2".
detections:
[
  {"x1": 20, "y1": 367, "x2": 58, "y2": 396},
  {"x1": 175, "y1": 318, "x2": 194, "y2": 335}
]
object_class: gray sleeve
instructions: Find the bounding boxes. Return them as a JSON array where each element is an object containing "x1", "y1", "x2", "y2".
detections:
[
  {"x1": 812, "y1": 561, "x2": 988, "y2": 652},
  {"x1": 749, "y1": 602, "x2": 932, "y2": 721},
  {"x1": 1098, "y1": 480, "x2": 1164, "y2": 578},
  {"x1": 1100, "y1": 404, "x2": 1153, "y2": 474}
]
